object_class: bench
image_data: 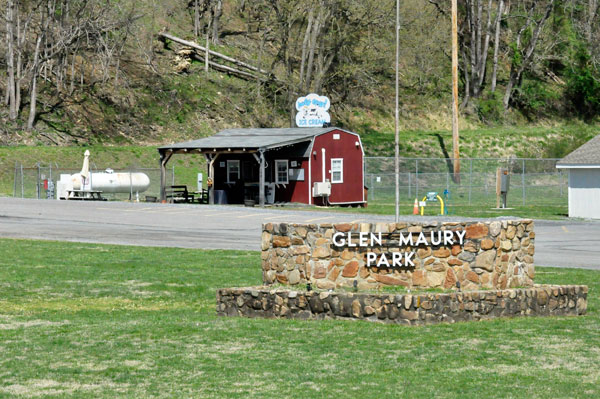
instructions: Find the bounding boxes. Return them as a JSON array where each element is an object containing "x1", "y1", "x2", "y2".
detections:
[
  {"x1": 165, "y1": 185, "x2": 195, "y2": 203},
  {"x1": 194, "y1": 189, "x2": 209, "y2": 204}
]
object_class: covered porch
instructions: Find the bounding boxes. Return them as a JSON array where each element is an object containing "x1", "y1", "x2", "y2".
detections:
[
  {"x1": 157, "y1": 128, "x2": 319, "y2": 206},
  {"x1": 158, "y1": 147, "x2": 268, "y2": 206}
]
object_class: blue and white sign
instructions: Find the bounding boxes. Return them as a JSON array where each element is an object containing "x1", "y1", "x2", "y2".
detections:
[{"x1": 295, "y1": 93, "x2": 331, "y2": 127}]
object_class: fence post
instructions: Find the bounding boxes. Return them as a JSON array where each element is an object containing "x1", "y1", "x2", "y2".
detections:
[
  {"x1": 172, "y1": 165, "x2": 175, "y2": 186},
  {"x1": 415, "y1": 159, "x2": 419, "y2": 199},
  {"x1": 370, "y1": 175, "x2": 375, "y2": 201},
  {"x1": 129, "y1": 169, "x2": 133, "y2": 201},
  {"x1": 20, "y1": 163, "x2": 24, "y2": 198},
  {"x1": 408, "y1": 172, "x2": 411, "y2": 198},
  {"x1": 468, "y1": 159, "x2": 472, "y2": 205},
  {"x1": 522, "y1": 159, "x2": 526, "y2": 206},
  {"x1": 36, "y1": 163, "x2": 40, "y2": 199},
  {"x1": 560, "y1": 169, "x2": 564, "y2": 196},
  {"x1": 13, "y1": 162, "x2": 18, "y2": 197}
]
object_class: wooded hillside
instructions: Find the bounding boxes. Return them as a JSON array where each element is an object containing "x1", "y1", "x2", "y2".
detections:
[{"x1": 1, "y1": 0, "x2": 599, "y2": 148}]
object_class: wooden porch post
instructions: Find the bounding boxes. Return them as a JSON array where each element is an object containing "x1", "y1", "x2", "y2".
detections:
[
  {"x1": 259, "y1": 150, "x2": 265, "y2": 207},
  {"x1": 208, "y1": 154, "x2": 215, "y2": 205},
  {"x1": 159, "y1": 151, "x2": 172, "y2": 202}
]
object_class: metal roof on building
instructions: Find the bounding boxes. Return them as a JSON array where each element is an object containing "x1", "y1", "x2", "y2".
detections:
[
  {"x1": 556, "y1": 134, "x2": 600, "y2": 167},
  {"x1": 158, "y1": 127, "x2": 340, "y2": 151}
]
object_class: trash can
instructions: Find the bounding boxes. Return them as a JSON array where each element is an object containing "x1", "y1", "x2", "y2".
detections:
[{"x1": 214, "y1": 190, "x2": 228, "y2": 204}]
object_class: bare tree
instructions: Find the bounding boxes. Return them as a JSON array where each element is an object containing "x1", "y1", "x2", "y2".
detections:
[
  {"x1": 1, "y1": 0, "x2": 139, "y2": 130},
  {"x1": 502, "y1": 0, "x2": 555, "y2": 109},
  {"x1": 429, "y1": 0, "x2": 500, "y2": 103}
]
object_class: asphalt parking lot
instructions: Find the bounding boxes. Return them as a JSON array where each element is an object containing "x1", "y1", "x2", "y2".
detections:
[{"x1": 1, "y1": 197, "x2": 598, "y2": 269}]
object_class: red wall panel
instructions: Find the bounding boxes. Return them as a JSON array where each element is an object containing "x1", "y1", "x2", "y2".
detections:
[{"x1": 310, "y1": 129, "x2": 364, "y2": 204}]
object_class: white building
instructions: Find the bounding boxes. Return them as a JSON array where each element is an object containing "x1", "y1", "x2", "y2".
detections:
[{"x1": 556, "y1": 134, "x2": 600, "y2": 219}]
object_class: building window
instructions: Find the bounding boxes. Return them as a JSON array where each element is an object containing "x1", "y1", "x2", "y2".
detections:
[
  {"x1": 275, "y1": 160, "x2": 289, "y2": 184},
  {"x1": 226, "y1": 160, "x2": 240, "y2": 183},
  {"x1": 331, "y1": 158, "x2": 343, "y2": 183}
]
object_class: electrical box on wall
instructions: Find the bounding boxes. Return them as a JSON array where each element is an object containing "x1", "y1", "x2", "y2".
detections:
[{"x1": 312, "y1": 182, "x2": 331, "y2": 197}]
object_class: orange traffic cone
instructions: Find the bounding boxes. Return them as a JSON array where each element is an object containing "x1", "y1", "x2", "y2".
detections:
[{"x1": 413, "y1": 198, "x2": 419, "y2": 215}]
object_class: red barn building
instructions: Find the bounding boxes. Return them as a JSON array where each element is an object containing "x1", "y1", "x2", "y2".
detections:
[{"x1": 158, "y1": 127, "x2": 366, "y2": 206}]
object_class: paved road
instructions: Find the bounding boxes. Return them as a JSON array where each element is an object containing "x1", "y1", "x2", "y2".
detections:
[{"x1": 0, "y1": 197, "x2": 598, "y2": 269}]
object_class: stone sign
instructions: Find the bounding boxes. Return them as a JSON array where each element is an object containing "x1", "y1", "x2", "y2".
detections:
[{"x1": 261, "y1": 220, "x2": 536, "y2": 291}]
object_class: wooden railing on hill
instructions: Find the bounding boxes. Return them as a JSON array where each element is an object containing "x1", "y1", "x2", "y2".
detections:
[{"x1": 158, "y1": 32, "x2": 272, "y2": 82}]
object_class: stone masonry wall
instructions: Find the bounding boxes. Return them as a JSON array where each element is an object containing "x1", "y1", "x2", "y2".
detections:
[
  {"x1": 261, "y1": 220, "x2": 535, "y2": 291},
  {"x1": 217, "y1": 285, "x2": 587, "y2": 325}
]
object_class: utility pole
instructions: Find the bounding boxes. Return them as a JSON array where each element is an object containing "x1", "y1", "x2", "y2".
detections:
[
  {"x1": 394, "y1": 0, "x2": 400, "y2": 223},
  {"x1": 451, "y1": 0, "x2": 461, "y2": 183}
]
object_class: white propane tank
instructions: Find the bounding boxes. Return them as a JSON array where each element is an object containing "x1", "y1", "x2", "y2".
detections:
[
  {"x1": 87, "y1": 169, "x2": 150, "y2": 193},
  {"x1": 59, "y1": 150, "x2": 151, "y2": 200}
]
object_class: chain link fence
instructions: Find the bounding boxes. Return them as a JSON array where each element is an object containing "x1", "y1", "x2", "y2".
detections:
[
  {"x1": 12, "y1": 157, "x2": 567, "y2": 208},
  {"x1": 364, "y1": 157, "x2": 568, "y2": 208},
  {"x1": 12, "y1": 163, "x2": 175, "y2": 201}
]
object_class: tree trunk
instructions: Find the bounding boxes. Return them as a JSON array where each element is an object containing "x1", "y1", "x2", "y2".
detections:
[
  {"x1": 491, "y1": 0, "x2": 504, "y2": 93},
  {"x1": 211, "y1": 0, "x2": 222, "y2": 45},
  {"x1": 205, "y1": 20, "x2": 211, "y2": 74},
  {"x1": 15, "y1": 0, "x2": 22, "y2": 114},
  {"x1": 474, "y1": 0, "x2": 493, "y2": 93},
  {"x1": 69, "y1": 52, "x2": 76, "y2": 95},
  {"x1": 299, "y1": 8, "x2": 314, "y2": 94},
  {"x1": 468, "y1": 0, "x2": 477, "y2": 97},
  {"x1": 113, "y1": 57, "x2": 120, "y2": 88},
  {"x1": 313, "y1": 39, "x2": 333, "y2": 94},
  {"x1": 256, "y1": 30, "x2": 266, "y2": 96},
  {"x1": 461, "y1": 47, "x2": 470, "y2": 108},
  {"x1": 586, "y1": 0, "x2": 598, "y2": 43},
  {"x1": 502, "y1": 72, "x2": 517, "y2": 109},
  {"x1": 194, "y1": 0, "x2": 200, "y2": 38},
  {"x1": 6, "y1": 0, "x2": 17, "y2": 120},
  {"x1": 27, "y1": 35, "x2": 43, "y2": 131},
  {"x1": 304, "y1": 12, "x2": 321, "y2": 93},
  {"x1": 475, "y1": 0, "x2": 482, "y2": 74}
]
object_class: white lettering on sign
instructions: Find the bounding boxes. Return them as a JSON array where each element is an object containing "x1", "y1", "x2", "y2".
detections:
[{"x1": 332, "y1": 230, "x2": 466, "y2": 269}]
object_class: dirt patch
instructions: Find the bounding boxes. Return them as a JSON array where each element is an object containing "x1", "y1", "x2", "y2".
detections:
[{"x1": 0, "y1": 317, "x2": 69, "y2": 330}]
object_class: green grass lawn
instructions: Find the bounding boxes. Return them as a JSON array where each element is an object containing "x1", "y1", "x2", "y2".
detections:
[
  {"x1": 0, "y1": 239, "x2": 598, "y2": 398},
  {"x1": 330, "y1": 202, "x2": 569, "y2": 219}
]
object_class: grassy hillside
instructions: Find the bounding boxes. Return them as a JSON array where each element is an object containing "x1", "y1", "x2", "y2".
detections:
[
  {"x1": 1, "y1": 1, "x2": 599, "y2": 149},
  {"x1": 1, "y1": 1, "x2": 599, "y2": 204},
  {"x1": 361, "y1": 124, "x2": 600, "y2": 158}
]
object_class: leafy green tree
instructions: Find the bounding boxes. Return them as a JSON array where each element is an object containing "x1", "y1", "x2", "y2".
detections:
[{"x1": 565, "y1": 45, "x2": 600, "y2": 120}]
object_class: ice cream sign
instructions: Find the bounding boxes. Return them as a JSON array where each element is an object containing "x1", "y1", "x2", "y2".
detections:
[{"x1": 295, "y1": 93, "x2": 331, "y2": 127}]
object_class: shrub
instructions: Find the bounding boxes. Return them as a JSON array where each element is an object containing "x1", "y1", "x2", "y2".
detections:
[
  {"x1": 476, "y1": 91, "x2": 504, "y2": 123},
  {"x1": 565, "y1": 47, "x2": 600, "y2": 121},
  {"x1": 512, "y1": 78, "x2": 560, "y2": 120}
]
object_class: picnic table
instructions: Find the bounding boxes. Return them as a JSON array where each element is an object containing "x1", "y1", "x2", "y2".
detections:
[
  {"x1": 66, "y1": 189, "x2": 105, "y2": 201},
  {"x1": 165, "y1": 185, "x2": 195, "y2": 203}
]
